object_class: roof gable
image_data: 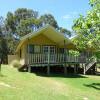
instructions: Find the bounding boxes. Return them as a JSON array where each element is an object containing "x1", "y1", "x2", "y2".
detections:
[{"x1": 16, "y1": 25, "x2": 72, "y2": 52}]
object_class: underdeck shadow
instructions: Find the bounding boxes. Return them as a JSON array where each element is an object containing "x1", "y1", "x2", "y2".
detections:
[
  {"x1": 35, "y1": 73, "x2": 88, "y2": 78},
  {"x1": 30, "y1": 66, "x2": 87, "y2": 78},
  {"x1": 84, "y1": 83, "x2": 100, "y2": 90},
  {"x1": 95, "y1": 72, "x2": 100, "y2": 76}
]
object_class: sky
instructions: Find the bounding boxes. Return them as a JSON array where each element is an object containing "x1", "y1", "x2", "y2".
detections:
[{"x1": 0, "y1": 0, "x2": 91, "y2": 31}]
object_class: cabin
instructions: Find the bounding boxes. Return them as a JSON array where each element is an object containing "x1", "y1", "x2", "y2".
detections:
[{"x1": 8, "y1": 25, "x2": 97, "y2": 75}]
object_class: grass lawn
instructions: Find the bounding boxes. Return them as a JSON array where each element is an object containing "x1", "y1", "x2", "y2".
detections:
[{"x1": 0, "y1": 65, "x2": 100, "y2": 100}]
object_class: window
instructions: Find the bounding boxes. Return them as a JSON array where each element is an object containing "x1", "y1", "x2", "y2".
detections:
[
  {"x1": 43, "y1": 46, "x2": 55, "y2": 54},
  {"x1": 59, "y1": 48, "x2": 65, "y2": 53},
  {"x1": 27, "y1": 44, "x2": 34, "y2": 54},
  {"x1": 43, "y1": 46, "x2": 49, "y2": 53},
  {"x1": 50, "y1": 46, "x2": 55, "y2": 54},
  {"x1": 34, "y1": 46, "x2": 40, "y2": 53},
  {"x1": 27, "y1": 45, "x2": 41, "y2": 54}
]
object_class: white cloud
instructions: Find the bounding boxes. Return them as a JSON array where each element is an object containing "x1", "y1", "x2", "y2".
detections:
[
  {"x1": 62, "y1": 15, "x2": 72, "y2": 19},
  {"x1": 62, "y1": 11, "x2": 78, "y2": 20}
]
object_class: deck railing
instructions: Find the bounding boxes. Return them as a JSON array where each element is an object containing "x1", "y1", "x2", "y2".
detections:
[{"x1": 28, "y1": 53, "x2": 87, "y2": 65}]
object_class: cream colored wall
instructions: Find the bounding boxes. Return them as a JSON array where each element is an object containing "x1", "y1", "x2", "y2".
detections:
[
  {"x1": 20, "y1": 34, "x2": 58, "y2": 65},
  {"x1": 16, "y1": 44, "x2": 27, "y2": 65},
  {"x1": 28, "y1": 34, "x2": 57, "y2": 45},
  {"x1": 20, "y1": 45, "x2": 27, "y2": 65},
  {"x1": 8, "y1": 55, "x2": 19, "y2": 65}
]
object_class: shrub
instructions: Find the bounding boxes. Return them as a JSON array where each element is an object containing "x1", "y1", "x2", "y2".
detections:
[{"x1": 69, "y1": 50, "x2": 80, "y2": 56}]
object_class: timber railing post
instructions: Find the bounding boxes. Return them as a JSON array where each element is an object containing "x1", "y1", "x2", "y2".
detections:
[
  {"x1": 27, "y1": 39, "x2": 31, "y2": 73},
  {"x1": 64, "y1": 40, "x2": 67, "y2": 75},
  {"x1": 47, "y1": 51, "x2": 50, "y2": 75},
  {"x1": 83, "y1": 64, "x2": 86, "y2": 75}
]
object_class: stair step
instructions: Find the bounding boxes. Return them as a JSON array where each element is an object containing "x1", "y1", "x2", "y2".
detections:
[{"x1": 85, "y1": 61, "x2": 96, "y2": 73}]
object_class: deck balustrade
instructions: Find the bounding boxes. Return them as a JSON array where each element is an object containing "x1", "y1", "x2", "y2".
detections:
[{"x1": 28, "y1": 53, "x2": 87, "y2": 65}]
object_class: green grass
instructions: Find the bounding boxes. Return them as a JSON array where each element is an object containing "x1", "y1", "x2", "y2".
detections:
[{"x1": 0, "y1": 65, "x2": 100, "y2": 100}]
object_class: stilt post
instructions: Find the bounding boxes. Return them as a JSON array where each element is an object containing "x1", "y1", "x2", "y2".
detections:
[
  {"x1": 74, "y1": 64, "x2": 77, "y2": 74},
  {"x1": 64, "y1": 64, "x2": 67, "y2": 75}
]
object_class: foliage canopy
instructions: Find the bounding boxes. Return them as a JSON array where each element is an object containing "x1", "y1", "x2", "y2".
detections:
[{"x1": 72, "y1": 0, "x2": 100, "y2": 51}]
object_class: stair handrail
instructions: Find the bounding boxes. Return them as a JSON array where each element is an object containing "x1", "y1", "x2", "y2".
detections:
[
  {"x1": 85, "y1": 56, "x2": 96, "y2": 71},
  {"x1": 85, "y1": 57, "x2": 97, "y2": 72},
  {"x1": 85, "y1": 57, "x2": 96, "y2": 65}
]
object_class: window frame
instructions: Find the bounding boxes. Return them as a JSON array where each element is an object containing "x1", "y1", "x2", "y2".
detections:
[{"x1": 43, "y1": 45, "x2": 56, "y2": 54}]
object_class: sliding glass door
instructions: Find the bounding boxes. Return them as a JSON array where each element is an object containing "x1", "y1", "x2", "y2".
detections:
[
  {"x1": 43, "y1": 46, "x2": 56, "y2": 63},
  {"x1": 43, "y1": 46, "x2": 55, "y2": 54}
]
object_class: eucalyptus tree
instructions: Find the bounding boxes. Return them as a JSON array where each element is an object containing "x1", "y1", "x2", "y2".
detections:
[
  {"x1": 40, "y1": 14, "x2": 58, "y2": 29},
  {"x1": 0, "y1": 17, "x2": 8, "y2": 63},
  {"x1": 5, "y1": 8, "x2": 39, "y2": 37},
  {"x1": 5, "y1": 8, "x2": 40, "y2": 54},
  {"x1": 16, "y1": 18, "x2": 42, "y2": 36},
  {"x1": 5, "y1": 8, "x2": 73, "y2": 54},
  {"x1": 59, "y1": 27, "x2": 72, "y2": 37}
]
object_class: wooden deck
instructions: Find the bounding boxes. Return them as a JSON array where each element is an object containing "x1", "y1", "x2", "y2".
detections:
[
  {"x1": 25, "y1": 53, "x2": 97, "y2": 75},
  {"x1": 28, "y1": 53, "x2": 87, "y2": 66},
  {"x1": 21, "y1": 53, "x2": 97, "y2": 75}
]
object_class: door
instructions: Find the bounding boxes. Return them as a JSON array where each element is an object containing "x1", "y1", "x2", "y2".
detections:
[{"x1": 43, "y1": 46, "x2": 56, "y2": 63}]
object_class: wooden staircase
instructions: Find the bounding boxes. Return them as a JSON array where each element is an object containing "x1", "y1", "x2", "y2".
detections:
[{"x1": 84, "y1": 60, "x2": 96, "y2": 74}]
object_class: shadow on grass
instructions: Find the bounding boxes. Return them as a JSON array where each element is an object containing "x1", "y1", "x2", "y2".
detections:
[
  {"x1": 84, "y1": 83, "x2": 100, "y2": 90},
  {"x1": 0, "y1": 73, "x2": 6, "y2": 77},
  {"x1": 35, "y1": 73, "x2": 88, "y2": 78}
]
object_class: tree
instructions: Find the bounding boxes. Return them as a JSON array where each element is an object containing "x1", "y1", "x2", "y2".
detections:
[
  {"x1": 0, "y1": 17, "x2": 8, "y2": 63},
  {"x1": 6, "y1": 9, "x2": 70, "y2": 37},
  {"x1": 5, "y1": 8, "x2": 71, "y2": 54},
  {"x1": 40, "y1": 14, "x2": 72, "y2": 37},
  {"x1": 40, "y1": 14, "x2": 58, "y2": 28},
  {"x1": 59, "y1": 27, "x2": 72, "y2": 37},
  {"x1": 72, "y1": 0, "x2": 100, "y2": 51},
  {"x1": 5, "y1": 8, "x2": 40, "y2": 54},
  {"x1": 14, "y1": 8, "x2": 38, "y2": 21},
  {"x1": 5, "y1": 8, "x2": 39, "y2": 37},
  {"x1": 16, "y1": 18, "x2": 42, "y2": 36},
  {"x1": 0, "y1": 37, "x2": 8, "y2": 63},
  {"x1": 5, "y1": 12, "x2": 16, "y2": 34}
]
